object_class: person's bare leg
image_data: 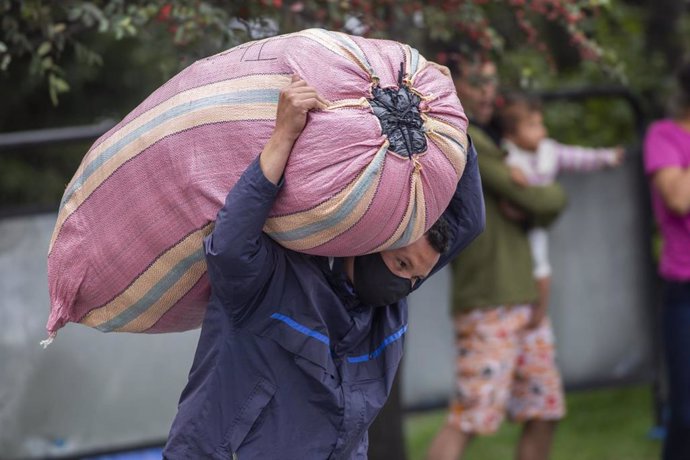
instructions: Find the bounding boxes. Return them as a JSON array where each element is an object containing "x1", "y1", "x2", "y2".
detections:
[
  {"x1": 426, "y1": 422, "x2": 473, "y2": 460},
  {"x1": 516, "y1": 419, "x2": 557, "y2": 460}
]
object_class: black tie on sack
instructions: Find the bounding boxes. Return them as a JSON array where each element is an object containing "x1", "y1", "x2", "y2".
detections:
[{"x1": 369, "y1": 63, "x2": 427, "y2": 158}]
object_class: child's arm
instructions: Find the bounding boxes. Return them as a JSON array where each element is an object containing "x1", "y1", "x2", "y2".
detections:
[
  {"x1": 548, "y1": 139, "x2": 624, "y2": 173},
  {"x1": 509, "y1": 166, "x2": 530, "y2": 187},
  {"x1": 478, "y1": 149, "x2": 566, "y2": 228},
  {"x1": 527, "y1": 276, "x2": 551, "y2": 329}
]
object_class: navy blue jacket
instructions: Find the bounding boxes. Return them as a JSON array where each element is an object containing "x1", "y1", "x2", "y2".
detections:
[{"x1": 164, "y1": 140, "x2": 484, "y2": 459}]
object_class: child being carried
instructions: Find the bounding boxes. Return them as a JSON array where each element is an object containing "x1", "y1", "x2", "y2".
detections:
[{"x1": 496, "y1": 92, "x2": 624, "y2": 327}]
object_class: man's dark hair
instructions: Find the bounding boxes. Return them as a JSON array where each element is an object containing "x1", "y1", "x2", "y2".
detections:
[
  {"x1": 426, "y1": 215, "x2": 451, "y2": 254},
  {"x1": 495, "y1": 91, "x2": 543, "y2": 136},
  {"x1": 433, "y1": 41, "x2": 487, "y2": 80},
  {"x1": 446, "y1": 50, "x2": 482, "y2": 80}
]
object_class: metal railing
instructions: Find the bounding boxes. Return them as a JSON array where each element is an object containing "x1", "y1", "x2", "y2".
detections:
[{"x1": 0, "y1": 119, "x2": 116, "y2": 152}]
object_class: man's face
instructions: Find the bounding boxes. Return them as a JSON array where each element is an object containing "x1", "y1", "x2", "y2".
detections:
[
  {"x1": 454, "y1": 60, "x2": 498, "y2": 126},
  {"x1": 379, "y1": 235, "x2": 441, "y2": 288}
]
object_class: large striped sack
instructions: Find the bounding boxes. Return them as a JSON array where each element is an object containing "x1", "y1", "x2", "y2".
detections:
[{"x1": 46, "y1": 28, "x2": 468, "y2": 337}]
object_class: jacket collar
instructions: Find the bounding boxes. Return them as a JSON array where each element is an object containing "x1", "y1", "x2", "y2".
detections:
[{"x1": 314, "y1": 256, "x2": 361, "y2": 310}]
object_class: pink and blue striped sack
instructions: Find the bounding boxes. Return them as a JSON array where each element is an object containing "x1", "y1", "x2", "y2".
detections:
[{"x1": 46, "y1": 28, "x2": 468, "y2": 337}]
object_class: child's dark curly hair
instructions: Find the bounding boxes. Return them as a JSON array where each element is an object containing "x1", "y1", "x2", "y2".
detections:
[{"x1": 495, "y1": 91, "x2": 543, "y2": 137}]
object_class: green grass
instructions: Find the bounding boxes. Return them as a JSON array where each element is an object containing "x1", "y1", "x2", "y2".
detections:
[{"x1": 405, "y1": 385, "x2": 661, "y2": 460}]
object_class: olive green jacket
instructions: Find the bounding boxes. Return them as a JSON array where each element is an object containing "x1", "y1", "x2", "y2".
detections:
[{"x1": 451, "y1": 126, "x2": 567, "y2": 313}]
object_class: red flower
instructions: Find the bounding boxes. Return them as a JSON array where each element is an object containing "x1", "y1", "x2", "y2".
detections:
[{"x1": 157, "y1": 3, "x2": 172, "y2": 22}]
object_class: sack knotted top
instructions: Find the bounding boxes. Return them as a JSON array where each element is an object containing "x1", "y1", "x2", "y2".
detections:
[{"x1": 369, "y1": 65, "x2": 427, "y2": 158}]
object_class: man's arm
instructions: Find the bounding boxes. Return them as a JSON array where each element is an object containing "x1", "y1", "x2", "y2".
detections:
[
  {"x1": 204, "y1": 159, "x2": 282, "y2": 304},
  {"x1": 259, "y1": 76, "x2": 329, "y2": 184},
  {"x1": 644, "y1": 122, "x2": 690, "y2": 216},
  {"x1": 480, "y1": 151, "x2": 567, "y2": 227},
  {"x1": 205, "y1": 76, "x2": 327, "y2": 304},
  {"x1": 652, "y1": 167, "x2": 690, "y2": 215}
]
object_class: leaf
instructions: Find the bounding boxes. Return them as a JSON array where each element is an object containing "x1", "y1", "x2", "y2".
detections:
[
  {"x1": 174, "y1": 24, "x2": 186, "y2": 43},
  {"x1": 41, "y1": 56, "x2": 53, "y2": 71},
  {"x1": 49, "y1": 86, "x2": 58, "y2": 106},
  {"x1": 0, "y1": 41, "x2": 6, "y2": 53},
  {"x1": 51, "y1": 75, "x2": 70, "y2": 92},
  {"x1": 74, "y1": 42, "x2": 104, "y2": 67},
  {"x1": 52, "y1": 23, "x2": 66, "y2": 34},
  {"x1": 67, "y1": 6, "x2": 83, "y2": 21},
  {"x1": 116, "y1": 16, "x2": 137, "y2": 37},
  {"x1": 37, "y1": 41, "x2": 52, "y2": 56},
  {"x1": 0, "y1": 54, "x2": 10, "y2": 71},
  {"x1": 590, "y1": 0, "x2": 611, "y2": 8},
  {"x1": 48, "y1": 72, "x2": 70, "y2": 105},
  {"x1": 81, "y1": 3, "x2": 110, "y2": 32}
]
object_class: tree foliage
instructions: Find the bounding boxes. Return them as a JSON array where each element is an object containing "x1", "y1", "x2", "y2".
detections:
[
  {"x1": 1, "y1": 1, "x2": 687, "y2": 209},
  {"x1": 1, "y1": 0, "x2": 618, "y2": 104}
]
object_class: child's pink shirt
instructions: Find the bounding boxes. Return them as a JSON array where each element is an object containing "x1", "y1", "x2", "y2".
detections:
[{"x1": 504, "y1": 138, "x2": 618, "y2": 186}]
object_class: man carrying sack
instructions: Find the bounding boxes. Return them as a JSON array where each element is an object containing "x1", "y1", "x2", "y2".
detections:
[{"x1": 163, "y1": 75, "x2": 485, "y2": 459}]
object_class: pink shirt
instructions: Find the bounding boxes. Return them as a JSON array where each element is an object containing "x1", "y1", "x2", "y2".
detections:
[{"x1": 644, "y1": 119, "x2": 690, "y2": 281}]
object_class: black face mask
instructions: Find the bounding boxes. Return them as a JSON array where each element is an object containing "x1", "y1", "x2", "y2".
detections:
[{"x1": 353, "y1": 253, "x2": 413, "y2": 307}]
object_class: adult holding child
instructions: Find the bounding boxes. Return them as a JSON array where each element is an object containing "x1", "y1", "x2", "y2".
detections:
[
  {"x1": 163, "y1": 74, "x2": 485, "y2": 459},
  {"x1": 498, "y1": 91, "x2": 624, "y2": 331},
  {"x1": 644, "y1": 60, "x2": 690, "y2": 460},
  {"x1": 427, "y1": 53, "x2": 567, "y2": 460}
]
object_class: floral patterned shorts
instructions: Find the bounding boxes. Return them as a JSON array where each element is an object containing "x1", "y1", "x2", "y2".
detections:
[{"x1": 448, "y1": 305, "x2": 565, "y2": 434}]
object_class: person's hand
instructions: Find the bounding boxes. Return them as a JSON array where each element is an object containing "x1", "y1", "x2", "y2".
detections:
[
  {"x1": 273, "y1": 75, "x2": 329, "y2": 144},
  {"x1": 610, "y1": 146, "x2": 626, "y2": 167},
  {"x1": 509, "y1": 166, "x2": 530, "y2": 187},
  {"x1": 499, "y1": 199, "x2": 527, "y2": 222},
  {"x1": 260, "y1": 75, "x2": 329, "y2": 184},
  {"x1": 526, "y1": 301, "x2": 547, "y2": 330}
]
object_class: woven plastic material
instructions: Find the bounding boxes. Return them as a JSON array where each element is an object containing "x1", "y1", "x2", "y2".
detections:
[{"x1": 47, "y1": 29, "x2": 468, "y2": 334}]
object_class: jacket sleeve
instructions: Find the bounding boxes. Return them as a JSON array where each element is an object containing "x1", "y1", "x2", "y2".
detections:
[
  {"x1": 480, "y1": 147, "x2": 567, "y2": 227},
  {"x1": 204, "y1": 158, "x2": 282, "y2": 304},
  {"x1": 426, "y1": 136, "x2": 486, "y2": 279}
]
